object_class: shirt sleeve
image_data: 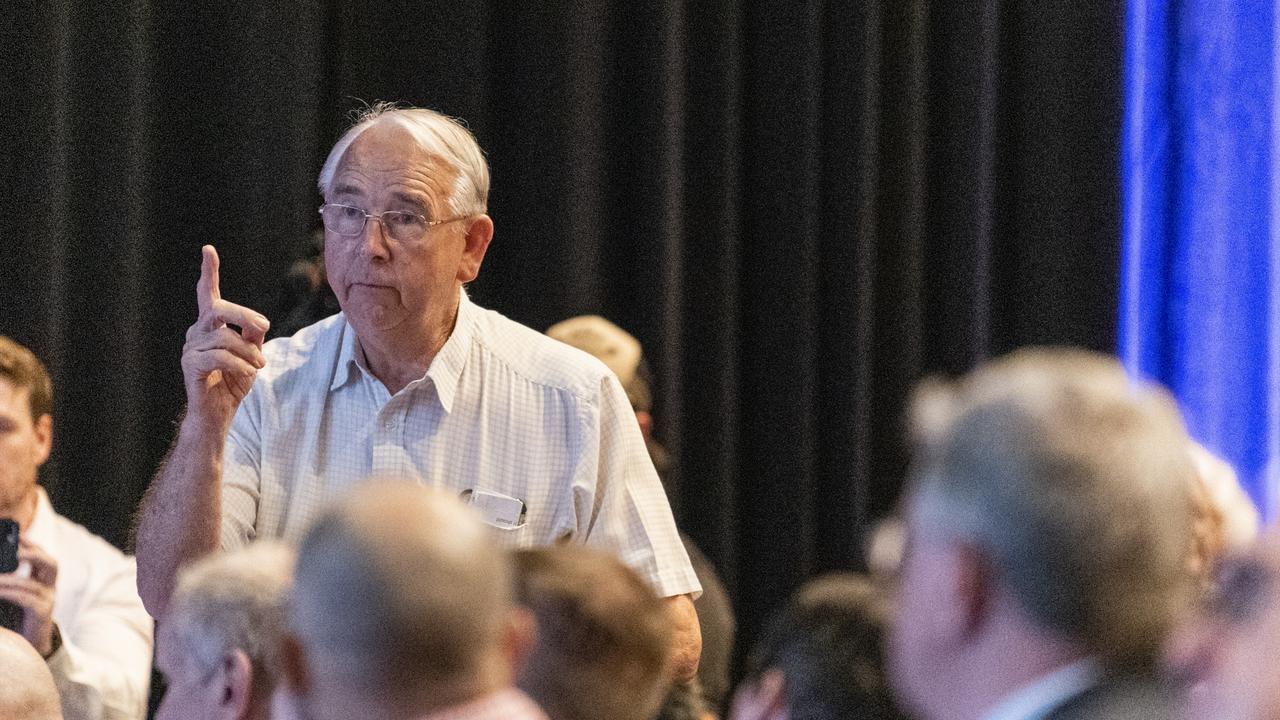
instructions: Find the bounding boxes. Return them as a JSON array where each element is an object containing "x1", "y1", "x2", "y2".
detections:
[
  {"x1": 221, "y1": 390, "x2": 263, "y2": 551},
  {"x1": 46, "y1": 556, "x2": 154, "y2": 720},
  {"x1": 578, "y1": 373, "x2": 702, "y2": 599}
]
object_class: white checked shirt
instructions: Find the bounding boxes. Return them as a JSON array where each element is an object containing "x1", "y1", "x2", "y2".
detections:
[{"x1": 221, "y1": 291, "x2": 700, "y2": 598}]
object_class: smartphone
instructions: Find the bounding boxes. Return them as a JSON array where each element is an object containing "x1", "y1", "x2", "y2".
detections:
[{"x1": 0, "y1": 519, "x2": 22, "y2": 631}]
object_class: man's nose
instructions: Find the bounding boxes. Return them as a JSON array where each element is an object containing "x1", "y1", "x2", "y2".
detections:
[{"x1": 361, "y1": 214, "x2": 392, "y2": 258}]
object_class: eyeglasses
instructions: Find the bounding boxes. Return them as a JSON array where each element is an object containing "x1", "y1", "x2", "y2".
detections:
[{"x1": 318, "y1": 203, "x2": 467, "y2": 244}]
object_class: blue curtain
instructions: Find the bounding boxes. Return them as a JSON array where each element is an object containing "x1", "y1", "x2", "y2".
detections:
[{"x1": 1122, "y1": 0, "x2": 1280, "y2": 518}]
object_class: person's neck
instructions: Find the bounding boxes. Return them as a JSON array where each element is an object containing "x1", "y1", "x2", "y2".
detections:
[
  {"x1": 944, "y1": 629, "x2": 1090, "y2": 720},
  {"x1": 359, "y1": 300, "x2": 460, "y2": 396},
  {"x1": 1, "y1": 488, "x2": 40, "y2": 533}
]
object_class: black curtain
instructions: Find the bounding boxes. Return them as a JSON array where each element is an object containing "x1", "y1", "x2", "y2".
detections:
[{"x1": 0, "y1": 0, "x2": 1121, "y2": 663}]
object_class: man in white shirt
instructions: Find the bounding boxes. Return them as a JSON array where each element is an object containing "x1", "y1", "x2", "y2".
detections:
[
  {"x1": 888, "y1": 349, "x2": 1196, "y2": 720},
  {"x1": 134, "y1": 104, "x2": 701, "y2": 680},
  {"x1": 0, "y1": 337, "x2": 153, "y2": 720}
]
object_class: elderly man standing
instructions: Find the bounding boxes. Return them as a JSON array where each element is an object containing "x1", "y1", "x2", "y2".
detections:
[
  {"x1": 271, "y1": 480, "x2": 546, "y2": 720},
  {"x1": 888, "y1": 349, "x2": 1197, "y2": 720},
  {"x1": 134, "y1": 104, "x2": 700, "y2": 678}
]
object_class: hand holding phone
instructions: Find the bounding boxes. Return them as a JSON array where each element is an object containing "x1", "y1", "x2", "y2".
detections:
[{"x1": 0, "y1": 519, "x2": 22, "y2": 632}]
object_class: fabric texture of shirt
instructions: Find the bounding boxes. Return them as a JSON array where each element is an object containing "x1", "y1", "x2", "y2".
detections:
[
  {"x1": 414, "y1": 688, "x2": 549, "y2": 720},
  {"x1": 221, "y1": 291, "x2": 700, "y2": 598},
  {"x1": 27, "y1": 488, "x2": 154, "y2": 720}
]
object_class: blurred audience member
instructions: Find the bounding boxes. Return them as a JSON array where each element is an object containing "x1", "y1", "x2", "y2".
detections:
[
  {"x1": 1186, "y1": 442, "x2": 1260, "y2": 583},
  {"x1": 730, "y1": 573, "x2": 906, "y2": 720},
  {"x1": 1166, "y1": 525, "x2": 1280, "y2": 720},
  {"x1": 154, "y1": 542, "x2": 294, "y2": 720},
  {"x1": 0, "y1": 627, "x2": 63, "y2": 720},
  {"x1": 547, "y1": 315, "x2": 734, "y2": 711},
  {"x1": 0, "y1": 337, "x2": 152, "y2": 720},
  {"x1": 513, "y1": 545, "x2": 672, "y2": 720},
  {"x1": 889, "y1": 349, "x2": 1197, "y2": 720},
  {"x1": 272, "y1": 480, "x2": 545, "y2": 720}
]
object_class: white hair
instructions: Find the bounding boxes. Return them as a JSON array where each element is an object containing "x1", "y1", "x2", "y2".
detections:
[
  {"x1": 166, "y1": 542, "x2": 296, "y2": 679},
  {"x1": 317, "y1": 103, "x2": 490, "y2": 217}
]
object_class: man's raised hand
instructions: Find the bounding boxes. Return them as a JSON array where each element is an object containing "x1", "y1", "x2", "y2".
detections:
[{"x1": 180, "y1": 245, "x2": 270, "y2": 434}]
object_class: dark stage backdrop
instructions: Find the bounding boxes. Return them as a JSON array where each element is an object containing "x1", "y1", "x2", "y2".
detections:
[{"x1": 0, "y1": 0, "x2": 1121, "y2": 664}]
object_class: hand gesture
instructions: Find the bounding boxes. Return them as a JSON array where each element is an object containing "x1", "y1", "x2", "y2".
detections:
[
  {"x1": 181, "y1": 245, "x2": 270, "y2": 434},
  {"x1": 0, "y1": 538, "x2": 59, "y2": 656}
]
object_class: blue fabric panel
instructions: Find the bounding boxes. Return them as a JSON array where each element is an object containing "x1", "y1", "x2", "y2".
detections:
[{"x1": 1122, "y1": 0, "x2": 1279, "y2": 517}]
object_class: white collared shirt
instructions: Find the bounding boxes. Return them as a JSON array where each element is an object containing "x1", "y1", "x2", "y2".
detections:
[
  {"x1": 221, "y1": 292, "x2": 700, "y2": 598},
  {"x1": 980, "y1": 658, "x2": 1102, "y2": 720},
  {"x1": 26, "y1": 488, "x2": 154, "y2": 720}
]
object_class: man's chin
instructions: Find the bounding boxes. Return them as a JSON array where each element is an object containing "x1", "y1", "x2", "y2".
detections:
[{"x1": 345, "y1": 305, "x2": 408, "y2": 334}]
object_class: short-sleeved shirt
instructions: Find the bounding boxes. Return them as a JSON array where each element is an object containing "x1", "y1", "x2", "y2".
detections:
[{"x1": 221, "y1": 291, "x2": 700, "y2": 598}]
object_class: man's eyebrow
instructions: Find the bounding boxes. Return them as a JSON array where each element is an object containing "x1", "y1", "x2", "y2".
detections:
[
  {"x1": 329, "y1": 182, "x2": 364, "y2": 197},
  {"x1": 391, "y1": 191, "x2": 429, "y2": 208}
]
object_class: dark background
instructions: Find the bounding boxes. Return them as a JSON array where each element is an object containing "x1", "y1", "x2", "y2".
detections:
[{"x1": 0, "y1": 0, "x2": 1121, "y2": 670}]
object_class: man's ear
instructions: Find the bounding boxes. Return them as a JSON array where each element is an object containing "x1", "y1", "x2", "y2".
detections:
[
  {"x1": 502, "y1": 606, "x2": 538, "y2": 676},
  {"x1": 456, "y1": 214, "x2": 494, "y2": 284},
  {"x1": 218, "y1": 650, "x2": 254, "y2": 719},
  {"x1": 948, "y1": 541, "x2": 995, "y2": 640},
  {"x1": 32, "y1": 414, "x2": 52, "y2": 467},
  {"x1": 729, "y1": 669, "x2": 788, "y2": 720},
  {"x1": 634, "y1": 411, "x2": 653, "y2": 442},
  {"x1": 276, "y1": 633, "x2": 310, "y2": 695}
]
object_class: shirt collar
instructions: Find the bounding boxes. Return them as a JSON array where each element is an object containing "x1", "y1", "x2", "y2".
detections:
[
  {"x1": 980, "y1": 657, "x2": 1102, "y2": 720},
  {"x1": 24, "y1": 487, "x2": 57, "y2": 558},
  {"x1": 424, "y1": 289, "x2": 476, "y2": 414},
  {"x1": 330, "y1": 289, "x2": 477, "y2": 414}
]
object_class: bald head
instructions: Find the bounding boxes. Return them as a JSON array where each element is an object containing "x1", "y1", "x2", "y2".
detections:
[
  {"x1": 289, "y1": 481, "x2": 513, "y2": 703},
  {"x1": 0, "y1": 628, "x2": 61, "y2": 720}
]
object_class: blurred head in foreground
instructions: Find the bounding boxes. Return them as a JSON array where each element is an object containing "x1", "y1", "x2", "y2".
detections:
[
  {"x1": 1186, "y1": 442, "x2": 1260, "y2": 583},
  {"x1": 513, "y1": 545, "x2": 672, "y2": 720},
  {"x1": 0, "y1": 627, "x2": 61, "y2": 720},
  {"x1": 156, "y1": 542, "x2": 294, "y2": 720},
  {"x1": 889, "y1": 348, "x2": 1197, "y2": 720},
  {"x1": 731, "y1": 573, "x2": 906, "y2": 720},
  {"x1": 274, "y1": 480, "x2": 541, "y2": 720}
]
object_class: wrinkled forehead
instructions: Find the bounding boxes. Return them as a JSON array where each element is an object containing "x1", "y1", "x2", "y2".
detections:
[{"x1": 329, "y1": 123, "x2": 460, "y2": 206}]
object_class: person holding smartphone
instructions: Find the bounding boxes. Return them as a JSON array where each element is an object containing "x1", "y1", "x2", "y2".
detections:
[{"x1": 0, "y1": 336, "x2": 153, "y2": 720}]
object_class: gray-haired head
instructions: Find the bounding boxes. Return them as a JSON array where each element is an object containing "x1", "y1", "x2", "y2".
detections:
[
  {"x1": 0, "y1": 628, "x2": 61, "y2": 720},
  {"x1": 318, "y1": 104, "x2": 490, "y2": 217},
  {"x1": 905, "y1": 347, "x2": 1196, "y2": 667},
  {"x1": 287, "y1": 479, "x2": 512, "y2": 706},
  {"x1": 162, "y1": 541, "x2": 295, "y2": 694}
]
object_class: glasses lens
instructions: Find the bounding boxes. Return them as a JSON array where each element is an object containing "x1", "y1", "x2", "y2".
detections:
[
  {"x1": 382, "y1": 211, "x2": 427, "y2": 243},
  {"x1": 323, "y1": 205, "x2": 366, "y2": 236}
]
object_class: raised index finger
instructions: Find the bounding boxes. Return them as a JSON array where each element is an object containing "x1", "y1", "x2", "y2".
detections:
[{"x1": 196, "y1": 245, "x2": 222, "y2": 315}]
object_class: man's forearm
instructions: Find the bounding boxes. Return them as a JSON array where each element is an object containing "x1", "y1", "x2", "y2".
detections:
[
  {"x1": 665, "y1": 593, "x2": 702, "y2": 684},
  {"x1": 134, "y1": 416, "x2": 225, "y2": 618}
]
